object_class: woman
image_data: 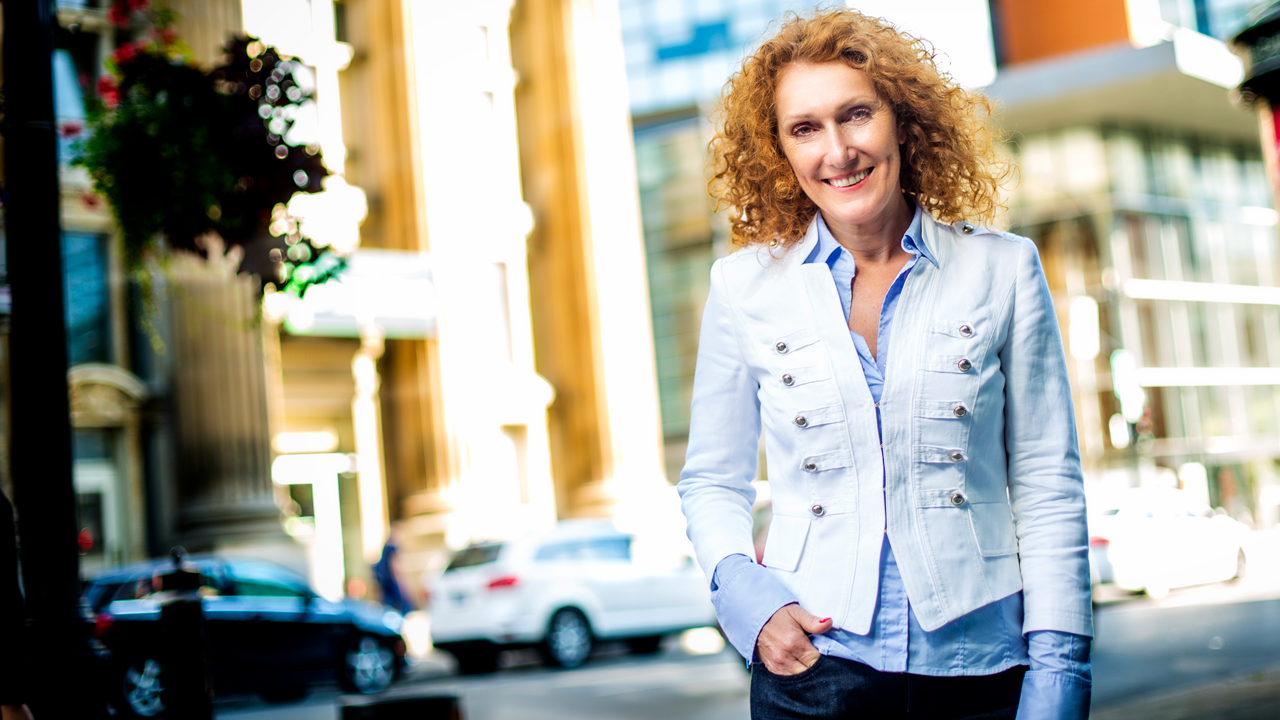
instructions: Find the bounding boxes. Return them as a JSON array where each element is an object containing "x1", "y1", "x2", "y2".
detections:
[{"x1": 678, "y1": 9, "x2": 1092, "y2": 720}]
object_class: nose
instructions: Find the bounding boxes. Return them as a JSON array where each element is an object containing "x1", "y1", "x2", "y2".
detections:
[{"x1": 823, "y1": 125, "x2": 853, "y2": 168}]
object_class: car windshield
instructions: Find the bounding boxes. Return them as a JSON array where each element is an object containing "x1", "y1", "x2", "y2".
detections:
[
  {"x1": 445, "y1": 543, "x2": 504, "y2": 571},
  {"x1": 535, "y1": 536, "x2": 631, "y2": 561},
  {"x1": 226, "y1": 559, "x2": 313, "y2": 598}
]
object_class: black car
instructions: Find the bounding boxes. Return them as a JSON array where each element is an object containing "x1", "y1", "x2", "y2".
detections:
[{"x1": 86, "y1": 555, "x2": 406, "y2": 717}]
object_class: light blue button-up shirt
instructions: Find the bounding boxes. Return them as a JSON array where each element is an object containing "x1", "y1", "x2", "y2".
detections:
[{"x1": 710, "y1": 207, "x2": 1090, "y2": 719}]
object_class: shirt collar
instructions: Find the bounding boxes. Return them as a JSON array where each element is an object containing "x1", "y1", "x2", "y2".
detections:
[{"x1": 804, "y1": 205, "x2": 936, "y2": 268}]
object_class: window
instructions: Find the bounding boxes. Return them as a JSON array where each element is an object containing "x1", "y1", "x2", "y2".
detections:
[
  {"x1": 445, "y1": 543, "x2": 504, "y2": 571},
  {"x1": 62, "y1": 232, "x2": 112, "y2": 366},
  {"x1": 535, "y1": 536, "x2": 632, "y2": 561},
  {"x1": 227, "y1": 560, "x2": 313, "y2": 598}
]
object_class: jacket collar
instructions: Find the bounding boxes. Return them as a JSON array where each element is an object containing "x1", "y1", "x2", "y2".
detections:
[{"x1": 799, "y1": 205, "x2": 938, "y2": 268}]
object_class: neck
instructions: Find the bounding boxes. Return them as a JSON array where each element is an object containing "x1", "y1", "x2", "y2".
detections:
[{"x1": 824, "y1": 195, "x2": 914, "y2": 265}]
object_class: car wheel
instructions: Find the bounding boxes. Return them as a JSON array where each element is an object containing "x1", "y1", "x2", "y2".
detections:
[
  {"x1": 341, "y1": 635, "x2": 397, "y2": 694},
  {"x1": 626, "y1": 635, "x2": 663, "y2": 655},
  {"x1": 451, "y1": 646, "x2": 499, "y2": 675},
  {"x1": 119, "y1": 658, "x2": 165, "y2": 718},
  {"x1": 542, "y1": 608, "x2": 592, "y2": 668}
]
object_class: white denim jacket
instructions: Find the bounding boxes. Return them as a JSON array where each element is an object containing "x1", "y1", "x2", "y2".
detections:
[{"x1": 678, "y1": 212, "x2": 1093, "y2": 638}]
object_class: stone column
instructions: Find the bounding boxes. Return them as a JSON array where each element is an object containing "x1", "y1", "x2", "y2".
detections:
[{"x1": 167, "y1": 244, "x2": 286, "y2": 551}]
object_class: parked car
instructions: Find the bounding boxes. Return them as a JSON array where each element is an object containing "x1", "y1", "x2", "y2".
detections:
[
  {"x1": 86, "y1": 556, "x2": 406, "y2": 717},
  {"x1": 428, "y1": 520, "x2": 716, "y2": 673},
  {"x1": 1086, "y1": 489, "x2": 1121, "y2": 587},
  {"x1": 1103, "y1": 487, "x2": 1249, "y2": 597}
]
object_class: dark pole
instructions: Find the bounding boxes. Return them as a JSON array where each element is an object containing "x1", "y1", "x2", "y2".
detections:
[{"x1": 3, "y1": 0, "x2": 106, "y2": 715}]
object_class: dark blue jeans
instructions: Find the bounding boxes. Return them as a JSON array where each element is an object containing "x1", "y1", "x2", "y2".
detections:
[{"x1": 750, "y1": 655, "x2": 1026, "y2": 719}]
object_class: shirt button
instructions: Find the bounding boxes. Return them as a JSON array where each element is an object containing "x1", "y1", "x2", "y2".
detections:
[
  {"x1": 950, "y1": 451, "x2": 964, "y2": 462},
  {"x1": 794, "y1": 415, "x2": 808, "y2": 427},
  {"x1": 951, "y1": 493, "x2": 966, "y2": 506},
  {"x1": 811, "y1": 504, "x2": 825, "y2": 517},
  {"x1": 953, "y1": 404, "x2": 968, "y2": 417},
  {"x1": 960, "y1": 222, "x2": 975, "y2": 235},
  {"x1": 775, "y1": 341, "x2": 789, "y2": 354},
  {"x1": 782, "y1": 373, "x2": 795, "y2": 386},
  {"x1": 804, "y1": 461, "x2": 817, "y2": 471},
  {"x1": 957, "y1": 358, "x2": 972, "y2": 373},
  {"x1": 959, "y1": 324, "x2": 974, "y2": 338}
]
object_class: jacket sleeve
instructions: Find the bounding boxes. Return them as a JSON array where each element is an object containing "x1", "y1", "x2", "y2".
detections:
[
  {"x1": 678, "y1": 259, "x2": 763, "y2": 583},
  {"x1": 1000, "y1": 238, "x2": 1093, "y2": 638}
]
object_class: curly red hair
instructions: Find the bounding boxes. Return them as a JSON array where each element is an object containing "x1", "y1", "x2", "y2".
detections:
[{"x1": 709, "y1": 8, "x2": 1009, "y2": 248}]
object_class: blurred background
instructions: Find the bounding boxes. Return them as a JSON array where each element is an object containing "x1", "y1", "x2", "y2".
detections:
[{"x1": 7, "y1": 0, "x2": 1280, "y2": 718}]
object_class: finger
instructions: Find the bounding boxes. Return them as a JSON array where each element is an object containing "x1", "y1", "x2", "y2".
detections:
[{"x1": 792, "y1": 607, "x2": 833, "y2": 635}]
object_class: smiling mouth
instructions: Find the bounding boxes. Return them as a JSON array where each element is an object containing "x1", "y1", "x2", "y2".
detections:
[{"x1": 826, "y1": 168, "x2": 871, "y2": 188}]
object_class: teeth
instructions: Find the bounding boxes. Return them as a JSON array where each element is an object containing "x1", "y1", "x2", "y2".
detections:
[{"x1": 829, "y1": 169, "x2": 870, "y2": 187}]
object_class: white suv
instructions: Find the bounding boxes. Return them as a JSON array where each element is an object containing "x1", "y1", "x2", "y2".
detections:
[{"x1": 427, "y1": 520, "x2": 716, "y2": 673}]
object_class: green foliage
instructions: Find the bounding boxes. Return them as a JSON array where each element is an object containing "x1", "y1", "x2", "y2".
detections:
[{"x1": 77, "y1": 32, "x2": 335, "y2": 295}]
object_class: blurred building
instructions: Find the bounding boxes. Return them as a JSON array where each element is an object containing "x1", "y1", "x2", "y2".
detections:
[
  {"x1": 987, "y1": 0, "x2": 1280, "y2": 528},
  {"x1": 5, "y1": 0, "x2": 291, "y2": 577},
  {"x1": 4, "y1": 0, "x2": 672, "y2": 604},
  {"x1": 617, "y1": 0, "x2": 1280, "y2": 528},
  {"x1": 619, "y1": 0, "x2": 818, "y2": 483}
]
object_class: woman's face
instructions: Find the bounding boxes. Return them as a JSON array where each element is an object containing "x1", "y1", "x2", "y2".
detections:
[{"x1": 775, "y1": 61, "x2": 906, "y2": 240}]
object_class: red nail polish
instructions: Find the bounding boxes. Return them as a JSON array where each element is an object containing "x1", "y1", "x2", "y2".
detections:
[{"x1": 820, "y1": 618, "x2": 831, "y2": 623}]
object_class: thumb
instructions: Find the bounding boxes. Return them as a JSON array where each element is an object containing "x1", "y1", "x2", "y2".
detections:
[{"x1": 794, "y1": 608, "x2": 833, "y2": 635}]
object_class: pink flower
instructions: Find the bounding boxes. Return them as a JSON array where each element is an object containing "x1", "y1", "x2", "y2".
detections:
[
  {"x1": 108, "y1": 1, "x2": 130, "y2": 28},
  {"x1": 112, "y1": 42, "x2": 138, "y2": 64},
  {"x1": 97, "y1": 75, "x2": 119, "y2": 109}
]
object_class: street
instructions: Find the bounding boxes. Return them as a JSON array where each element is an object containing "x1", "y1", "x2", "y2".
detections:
[{"x1": 216, "y1": 539, "x2": 1280, "y2": 720}]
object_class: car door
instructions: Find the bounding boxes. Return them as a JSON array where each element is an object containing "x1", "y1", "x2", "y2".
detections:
[{"x1": 207, "y1": 560, "x2": 331, "y2": 686}]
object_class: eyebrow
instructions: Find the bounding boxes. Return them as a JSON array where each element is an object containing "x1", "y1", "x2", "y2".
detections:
[{"x1": 778, "y1": 96, "x2": 880, "y2": 127}]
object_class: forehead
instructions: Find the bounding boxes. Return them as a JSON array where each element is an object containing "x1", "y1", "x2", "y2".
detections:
[{"x1": 774, "y1": 61, "x2": 879, "y2": 120}]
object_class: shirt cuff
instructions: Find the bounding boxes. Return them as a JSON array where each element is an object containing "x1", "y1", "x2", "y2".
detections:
[
  {"x1": 1016, "y1": 631, "x2": 1091, "y2": 720},
  {"x1": 710, "y1": 554, "x2": 797, "y2": 662},
  {"x1": 1015, "y1": 670, "x2": 1091, "y2": 720},
  {"x1": 1026, "y1": 630, "x2": 1091, "y2": 683}
]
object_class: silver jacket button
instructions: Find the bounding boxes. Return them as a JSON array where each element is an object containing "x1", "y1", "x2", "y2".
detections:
[
  {"x1": 949, "y1": 451, "x2": 964, "y2": 462},
  {"x1": 775, "y1": 341, "x2": 789, "y2": 354},
  {"x1": 951, "y1": 493, "x2": 966, "y2": 506},
  {"x1": 811, "y1": 504, "x2": 825, "y2": 517},
  {"x1": 953, "y1": 404, "x2": 968, "y2": 417},
  {"x1": 803, "y1": 461, "x2": 817, "y2": 471},
  {"x1": 782, "y1": 373, "x2": 795, "y2": 386},
  {"x1": 957, "y1": 358, "x2": 972, "y2": 372},
  {"x1": 960, "y1": 222, "x2": 975, "y2": 235},
  {"x1": 959, "y1": 324, "x2": 973, "y2": 338},
  {"x1": 794, "y1": 415, "x2": 808, "y2": 427}
]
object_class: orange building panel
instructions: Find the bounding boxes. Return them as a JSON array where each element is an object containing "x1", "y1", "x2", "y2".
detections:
[{"x1": 994, "y1": 0, "x2": 1132, "y2": 65}]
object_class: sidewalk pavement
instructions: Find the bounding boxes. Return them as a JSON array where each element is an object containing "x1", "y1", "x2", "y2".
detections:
[{"x1": 1092, "y1": 665, "x2": 1280, "y2": 720}]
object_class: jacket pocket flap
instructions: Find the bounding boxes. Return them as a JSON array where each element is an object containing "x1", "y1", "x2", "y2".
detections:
[
  {"x1": 794, "y1": 405, "x2": 844, "y2": 428},
  {"x1": 769, "y1": 330, "x2": 820, "y2": 356},
  {"x1": 778, "y1": 364, "x2": 831, "y2": 388},
  {"x1": 800, "y1": 449, "x2": 852, "y2": 473},
  {"x1": 762, "y1": 514, "x2": 810, "y2": 572},
  {"x1": 931, "y1": 319, "x2": 977, "y2": 339},
  {"x1": 914, "y1": 445, "x2": 966, "y2": 464},
  {"x1": 915, "y1": 400, "x2": 969, "y2": 419},
  {"x1": 922, "y1": 355, "x2": 978, "y2": 374},
  {"x1": 968, "y1": 501, "x2": 1019, "y2": 557},
  {"x1": 916, "y1": 488, "x2": 965, "y2": 508}
]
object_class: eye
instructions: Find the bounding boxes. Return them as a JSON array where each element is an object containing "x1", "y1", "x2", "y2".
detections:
[
  {"x1": 845, "y1": 107, "x2": 872, "y2": 122},
  {"x1": 790, "y1": 123, "x2": 815, "y2": 137}
]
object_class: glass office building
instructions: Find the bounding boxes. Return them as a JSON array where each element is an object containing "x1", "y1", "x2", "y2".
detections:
[{"x1": 622, "y1": 0, "x2": 817, "y2": 482}]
